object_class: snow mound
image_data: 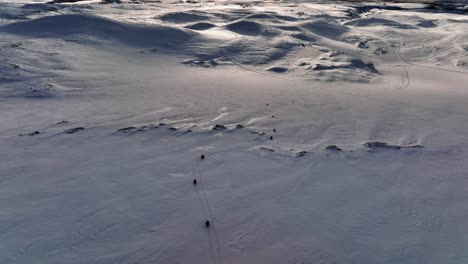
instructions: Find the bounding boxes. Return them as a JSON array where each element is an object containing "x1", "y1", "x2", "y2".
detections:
[
  {"x1": 417, "y1": 20, "x2": 438, "y2": 28},
  {"x1": 244, "y1": 13, "x2": 277, "y2": 20},
  {"x1": 185, "y1": 22, "x2": 216, "y2": 31},
  {"x1": 313, "y1": 59, "x2": 378, "y2": 73},
  {"x1": 364, "y1": 142, "x2": 423, "y2": 151},
  {"x1": 158, "y1": 11, "x2": 210, "y2": 23},
  {"x1": 291, "y1": 32, "x2": 316, "y2": 41},
  {"x1": 1, "y1": 14, "x2": 195, "y2": 47},
  {"x1": 276, "y1": 25, "x2": 302, "y2": 32},
  {"x1": 267, "y1": 66, "x2": 289, "y2": 73},
  {"x1": 225, "y1": 20, "x2": 264, "y2": 36},
  {"x1": 344, "y1": 18, "x2": 417, "y2": 29},
  {"x1": 300, "y1": 19, "x2": 349, "y2": 39},
  {"x1": 244, "y1": 13, "x2": 298, "y2": 22},
  {"x1": 21, "y1": 3, "x2": 58, "y2": 12},
  {"x1": 274, "y1": 14, "x2": 300, "y2": 22}
]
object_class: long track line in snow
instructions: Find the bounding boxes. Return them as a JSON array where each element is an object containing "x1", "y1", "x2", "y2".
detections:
[{"x1": 193, "y1": 158, "x2": 223, "y2": 264}]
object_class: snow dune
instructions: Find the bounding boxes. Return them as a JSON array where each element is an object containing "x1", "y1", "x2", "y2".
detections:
[{"x1": 3, "y1": 14, "x2": 196, "y2": 47}]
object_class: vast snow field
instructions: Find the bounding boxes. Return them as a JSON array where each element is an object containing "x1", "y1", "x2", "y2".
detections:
[{"x1": 1, "y1": 0, "x2": 468, "y2": 263}]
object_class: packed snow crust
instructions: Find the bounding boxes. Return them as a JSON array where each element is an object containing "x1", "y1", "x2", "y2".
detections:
[{"x1": 1, "y1": 0, "x2": 468, "y2": 263}]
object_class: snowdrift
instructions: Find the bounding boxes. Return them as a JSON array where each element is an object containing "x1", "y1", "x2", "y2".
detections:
[
  {"x1": 1, "y1": 14, "x2": 196, "y2": 47},
  {"x1": 225, "y1": 20, "x2": 264, "y2": 36},
  {"x1": 158, "y1": 11, "x2": 210, "y2": 23},
  {"x1": 344, "y1": 18, "x2": 417, "y2": 29}
]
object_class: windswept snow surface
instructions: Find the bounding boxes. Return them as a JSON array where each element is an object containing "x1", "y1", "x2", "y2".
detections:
[{"x1": 1, "y1": 1, "x2": 468, "y2": 263}]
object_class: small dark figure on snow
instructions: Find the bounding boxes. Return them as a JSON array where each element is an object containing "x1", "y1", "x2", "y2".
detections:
[
  {"x1": 201, "y1": 154, "x2": 205, "y2": 160},
  {"x1": 273, "y1": 128, "x2": 276, "y2": 133},
  {"x1": 270, "y1": 136, "x2": 273, "y2": 140},
  {"x1": 205, "y1": 220, "x2": 210, "y2": 228},
  {"x1": 193, "y1": 179, "x2": 197, "y2": 185}
]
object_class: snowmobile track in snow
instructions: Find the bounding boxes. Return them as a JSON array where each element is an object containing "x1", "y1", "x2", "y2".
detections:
[{"x1": 193, "y1": 159, "x2": 223, "y2": 264}]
